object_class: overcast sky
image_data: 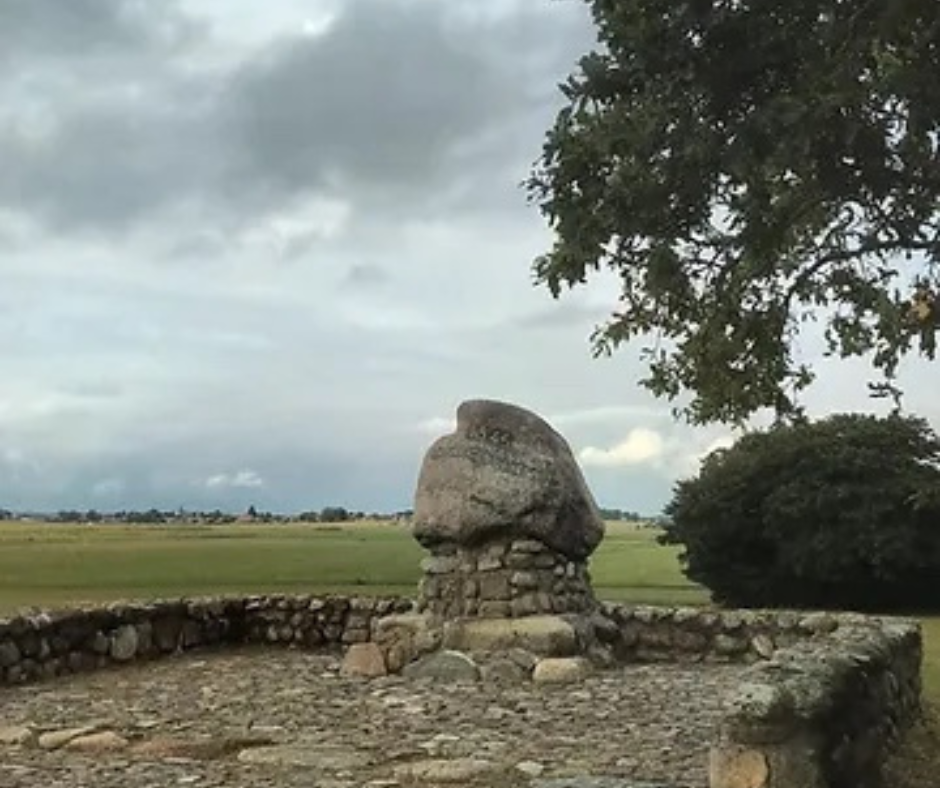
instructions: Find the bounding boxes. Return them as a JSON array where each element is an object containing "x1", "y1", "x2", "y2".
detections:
[{"x1": 2, "y1": 0, "x2": 936, "y2": 515}]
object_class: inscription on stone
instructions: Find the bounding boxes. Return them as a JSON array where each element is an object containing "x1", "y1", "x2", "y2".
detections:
[{"x1": 426, "y1": 440, "x2": 550, "y2": 481}]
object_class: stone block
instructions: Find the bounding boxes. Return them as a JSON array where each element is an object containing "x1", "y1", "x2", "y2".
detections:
[
  {"x1": 341, "y1": 643, "x2": 387, "y2": 678},
  {"x1": 709, "y1": 745, "x2": 772, "y2": 788},
  {"x1": 402, "y1": 649, "x2": 480, "y2": 681},
  {"x1": 511, "y1": 594, "x2": 539, "y2": 618},
  {"x1": 532, "y1": 657, "x2": 590, "y2": 684},
  {"x1": 110, "y1": 625, "x2": 139, "y2": 662},
  {"x1": 510, "y1": 571, "x2": 540, "y2": 590},
  {"x1": 442, "y1": 615, "x2": 578, "y2": 657},
  {"x1": 479, "y1": 573, "x2": 511, "y2": 601},
  {"x1": 477, "y1": 556, "x2": 504, "y2": 572}
]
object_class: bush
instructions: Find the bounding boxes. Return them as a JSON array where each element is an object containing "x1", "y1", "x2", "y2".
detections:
[{"x1": 661, "y1": 413, "x2": 940, "y2": 611}]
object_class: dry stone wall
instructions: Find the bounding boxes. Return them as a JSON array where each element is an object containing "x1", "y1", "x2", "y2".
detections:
[
  {"x1": 711, "y1": 617, "x2": 921, "y2": 788},
  {"x1": 599, "y1": 603, "x2": 845, "y2": 663},
  {"x1": 0, "y1": 594, "x2": 922, "y2": 788},
  {"x1": 596, "y1": 603, "x2": 922, "y2": 787},
  {"x1": 0, "y1": 595, "x2": 410, "y2": 686}
]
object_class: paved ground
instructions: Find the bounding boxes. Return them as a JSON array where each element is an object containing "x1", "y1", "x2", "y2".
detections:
[{"x1": 0, "y1": 647, "x2": 740, "y2": 788}]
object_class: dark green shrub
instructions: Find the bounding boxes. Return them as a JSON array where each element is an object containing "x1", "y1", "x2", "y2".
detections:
[{"x1": 661, "y1": 413, "x2": 940, "y2": 611}]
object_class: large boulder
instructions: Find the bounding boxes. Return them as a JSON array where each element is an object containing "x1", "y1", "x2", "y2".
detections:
[{"x1": 413, "y1": 400, "x2": 604, "y2": 561}]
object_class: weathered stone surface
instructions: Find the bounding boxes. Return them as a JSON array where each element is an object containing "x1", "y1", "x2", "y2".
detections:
[
  {"x1": 64, "y1": 731, "x2": 129, "y2": 753},
  {"x1": 442, "y1": 615, "x2": 578, "y2": 656},
  {"x1": 725, "y1": 682, "x2": 796, "y2": 736},
  {"x1": 38, "y1": 726, "x2": 101, "y2": 750},
  {"x1": 480, "y1": 655, "x2": 530, "y2": 683},
  {"x1": 709, "y1": 745, "x2": 772, "y2": 788},
  {"x1": 412, "y1": 399, "x2": 605, "y2": 560},
  {"x1": 340, "y1": 643, "x2": 386, "y2": 678},
  {"x1": 152, "y1": 617, "x2": 182, "y2": 652},
  {"x1": 751, "y1": 634, "x2": 775, "y2": 659},
  {"x1": 511, "y1": 593, "x2": 541, "y2": 617},
  {"x1": 373, "y1": 613, "x2": 440, "y2": 673},
  {"x1": 393, "y1": 757, "x2": 500, "y2": 782},
  {"x1": 510, "y1": 570, "x2": 540, "y2": 589},
  {"x1": 477, "y1": 600, "x2": 512, "y2": 618},
  {"x1": 420, "y1": 555, "x2": 460, "y2": 575},
  {"x1": 132, "y1": 734, "x2": 273, "y2": 760},
  {"x1": 0, "y1": 725, "x2": 34, "y2": 746},
  {"x1": 533, "y1": 657, "x2": 591, "y2": 684},
  {"x1": 402, "y1": 649, "x2": 480, "y2": 681},
  {"x1": 238, "y1": 743, "x2": 372, "y2": 770},
  {"x1": 0, "y1": 640, "x2": 21, "y2": 667},
  {"x1": 479, "y1": 573, "x2": 511, "y2": 601},
  {"x1": 516, "y1": 759, "x2": 546, "y2": 776},
  {"x1": 534, "y1": 780, "x2": 673, "y2": 788},
  {"x1": 799, "y1": 613, "x2": 838, "y2": 635},
  {"x1": 110, "y1": 625, "x2": 139, "y2": 662},
  {"x1": 714, "y1": 634, "x2": 748, "y2": 656},
  {"x1": 90, "y1": 631, "x2": 110, "y2": 655}
]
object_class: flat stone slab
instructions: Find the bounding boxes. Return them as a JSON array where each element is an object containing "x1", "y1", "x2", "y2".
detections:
[
  {"x1": 442, "y1": 614, "x2": 579, "y2": 656},
  {"x1": 393, "y1": 757, "x2": 501, "y2": 782},
  {"x1": 0, "y1": 647, "x2": 740, "y2": 788},
  {"x1": 533, "y1": 657, "x2": 591, "y2": 684},
  {"x1": 237, "y1": 743, "x2": 373, "y2": 770},
  {"x1": 534, "y1": 780, "x2": 677, "y2": 788},
  {"x1": 0, "y1": 726, "x2": 34, "y2": 746},
  {"x1": 402, "y1": 649, "x2": 481, "y2": 681}
]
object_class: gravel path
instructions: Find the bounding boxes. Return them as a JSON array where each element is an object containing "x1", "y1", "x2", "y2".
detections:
[{"x1": 0, "y1": 647, "x2": 739, "y2": 788}]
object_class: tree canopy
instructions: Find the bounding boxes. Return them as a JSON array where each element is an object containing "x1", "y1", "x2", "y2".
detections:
[
  {"x1": 660, "y1": 413, "x2": 940, "y2": 610},
  {"x1": 527, "y1": 0, "x2": 940, "y2": 424}
]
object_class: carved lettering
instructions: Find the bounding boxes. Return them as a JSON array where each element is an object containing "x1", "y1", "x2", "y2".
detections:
[
  {"x1": 465, "y1": 425, "x2": 515, "y2": 446},
  {"x1": 428, "y1": 441, "x2": 549, "y2": 480}
]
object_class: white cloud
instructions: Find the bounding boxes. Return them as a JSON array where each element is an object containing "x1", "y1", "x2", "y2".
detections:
[
  {"x1": 700, "y1": 435, "x2": 736, "y2": 458},
  {"x1": 416, "y1": 416, "x2": 456, "y2": 436},
  {"x1": 662, "y1": 432, "x2": 739, "y2": 479},
  {"x1": 205, "y1": 469, "x2": 265, "y2": 489},
  {"x1": 578, "y1": 428, "x2": 666, "y2": 468},
  {"x1": 549, "y1": 404, "x2": 664, "y2": 427}
]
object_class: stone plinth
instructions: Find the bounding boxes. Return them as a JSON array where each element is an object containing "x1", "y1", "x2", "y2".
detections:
[{"x1": 416, "y1": 537, "x2": 596, "y2": 619}]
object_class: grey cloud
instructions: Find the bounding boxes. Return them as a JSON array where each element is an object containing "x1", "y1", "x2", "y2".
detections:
[
  {"x1": 222, "y1": 1, "x2": 510, "y2": 195},
  {"x1": 0, "y1": 0, "x2": 592, "y2": 235},
  {"x1": 343, "y1": 263, "x2": 389, "y2": 289},
  {"x1": 0, "y1": 0, "x2": 201, "y2": 65},
  {"x1": 213, "y1": 0, "x2": 593, "y2": 222},
  {"x1": 512, "y1": 300, "x2": 611, "y2": 332},
  {"x1": 0, "y1": 98, "x2": 218, "y2": 232}
]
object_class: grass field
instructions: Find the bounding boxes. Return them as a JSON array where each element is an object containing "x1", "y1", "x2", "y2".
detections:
[{"x1": 1, "y1": 518, "x2": 936, "y2": 782}]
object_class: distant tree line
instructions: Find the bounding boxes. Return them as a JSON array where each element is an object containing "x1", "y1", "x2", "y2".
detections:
[
  {"x1": 598, "y1": 508, "x2": 655, "y2": 523},
  {"x1": 0, "y1": 506, "x2": 417, "y2": 525},
  {"x1": 2, "y1": 505, "x2": 650, "y2": 526}
]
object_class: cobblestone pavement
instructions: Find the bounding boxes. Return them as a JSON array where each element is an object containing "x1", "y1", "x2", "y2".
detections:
[{"x1": 0, "y1": 647, "x2": 741, "y2": 788}]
